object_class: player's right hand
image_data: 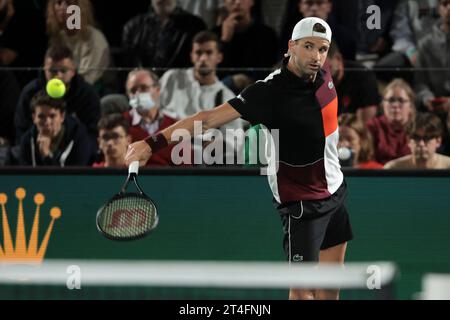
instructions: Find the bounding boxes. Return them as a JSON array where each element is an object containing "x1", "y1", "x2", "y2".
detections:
[{"x1": 125, "y1": 140, "x2": 152, "y2": 167}]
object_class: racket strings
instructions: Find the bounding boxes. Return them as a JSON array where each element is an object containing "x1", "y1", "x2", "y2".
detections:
[{"x1": 98, "y1": 195, "x2": 157, "y2": 239}]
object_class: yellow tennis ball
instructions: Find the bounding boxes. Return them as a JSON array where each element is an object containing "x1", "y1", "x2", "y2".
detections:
[{"x1": 46, "y1": 78, "x2": 66, "y2": 99}]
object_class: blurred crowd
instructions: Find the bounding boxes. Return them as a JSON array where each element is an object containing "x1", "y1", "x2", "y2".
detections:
[{"x1": 0, "y1": 0, "x2": 449, "y2": 169}]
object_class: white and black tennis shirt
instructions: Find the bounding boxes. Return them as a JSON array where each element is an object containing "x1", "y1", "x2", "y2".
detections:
[{"x1": 228, "y1": 60, "x2": 344, "y2": 204}]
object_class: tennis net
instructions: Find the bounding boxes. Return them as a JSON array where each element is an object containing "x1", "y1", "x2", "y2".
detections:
[{"x1": 0, "y1": 260, "x2": 398, "y2": 300}]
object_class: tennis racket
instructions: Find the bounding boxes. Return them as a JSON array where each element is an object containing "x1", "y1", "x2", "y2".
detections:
[{"x1": 96, "y1": 161, "x2": 158, "y2": 241}]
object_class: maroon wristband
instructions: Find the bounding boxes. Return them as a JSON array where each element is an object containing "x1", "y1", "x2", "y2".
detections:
[{"x1": 145, "y1": 133, "x2": 169, "y2": 153}]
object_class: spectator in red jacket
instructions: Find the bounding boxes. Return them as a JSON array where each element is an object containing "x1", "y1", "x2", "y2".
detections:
[
  {"x1": 367, "y1": 79, "x2": 415, "y2": 164},
  {"x1": 124, "y1": 68, "x2": 177, "y2": 142},
  {"x1": 124, "y1": 68, "x2": 187, "y2": 166}
]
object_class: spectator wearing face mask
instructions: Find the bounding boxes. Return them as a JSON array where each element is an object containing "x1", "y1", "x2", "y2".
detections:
[
  {"x1": 122, "y1": 68, "x2": 184, "y2": 166},
  {"x1": 123, "y1": 69, "x2": 176, "y2": 141}
]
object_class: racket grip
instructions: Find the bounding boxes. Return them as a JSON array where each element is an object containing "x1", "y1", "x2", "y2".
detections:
[{"x1": 129, "y1": 161, "x2": 140, "y2": 175}]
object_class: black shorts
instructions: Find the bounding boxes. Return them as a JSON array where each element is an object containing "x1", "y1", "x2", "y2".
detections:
[{"x1": 273, "y1": 180, "x2": 353, "y2": 263}]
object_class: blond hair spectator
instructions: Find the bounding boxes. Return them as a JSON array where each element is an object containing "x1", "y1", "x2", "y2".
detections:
[
  {"x1": 367, "y1": 78, "x2": 416, "y2": 164},
  {"x1": 46, "y1": 0, "x2": 110, "y2": 85}
]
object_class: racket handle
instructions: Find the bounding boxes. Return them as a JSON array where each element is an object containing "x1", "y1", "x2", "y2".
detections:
[{"x1": 129, "y1": 161, "x2": 140, "y2": 175}]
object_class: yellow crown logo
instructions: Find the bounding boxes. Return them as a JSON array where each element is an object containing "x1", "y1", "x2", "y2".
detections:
[{"x1": 0, "y1": 188, "x2": 61, "y2": 264}]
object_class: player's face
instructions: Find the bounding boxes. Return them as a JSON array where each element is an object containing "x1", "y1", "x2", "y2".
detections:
[
  {"x1": 98, "y1": 126, "x2": 131, "y2": 163},
  {"x1": 382, "y1": 87, "x2": 413, "y2": 126},
  {"x1": 44, "y1": 58, "x2": 76, "y2": 86},
  {"x1": 299, "y1": 0, "x2": 332, "y2": 20},
  {"x1": 338, "y1": 126, "x2": 361, "y2": 155},
  {"x1": 409, "y1": 129, "x2": 441, "y2": 162},
  {"x1": 191, "y1": 41, "x2": 223, "y2": 77},
  {"x1": 289, "y1": 37, "x2": 330, "y2": 77},
  {"x1": 33, "y1": 106, "x2": 65, "y2": 138}
]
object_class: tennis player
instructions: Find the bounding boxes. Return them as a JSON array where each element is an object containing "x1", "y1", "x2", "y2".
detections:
[{"x1": 125, "y1": 17, "x2": 353, "y2": 300}]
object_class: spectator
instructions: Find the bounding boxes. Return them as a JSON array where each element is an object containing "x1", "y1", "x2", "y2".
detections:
[
  {"x1": 280, "y1": 0, "x2": 356, "y2": 60},
  {"x1": 124, "y1": 69, "x2": 176, "y2": 141},
  {"x1": 122, "y1": 0, "x2": 206, "y2": 70},
  {"x1": 93, "y1": 114, "x2": 131, "y2": 168},
  {"x1": 101, "y1": 69, "x2": 193, "y2": 166},
  {"x1": 356, "y1": 0, "x2": 397, "y2": 58},
  {"x1": 328, "y1": 41, "x2": 380, "y2": 123},
  {"x1": 416, "y1": 0, "x2": 450, "y2": 113},
  {"x1": 46, "y1": 0, "x2": 110, "y2": 86},
  {"x1": 124, "y1": 68, "x2": 182, "y2": 166},
  {"x1": 0, "y1": 67, "x2": 20, "y2": 166},
  {"x1": 0, "y1": 0, "x2": 16, "y2": 66},
  {"x1": 160, "y1": 31, "x2": 246, "y2": 160},
  {"x1": 367, "y1": 78, "x2": 415, "y2": 164},
  {"x1": 0, "y1": 68, "x2": 20, "y2": 146},
  {"x1": 91, "y1": 0, "x2": 149, "y2": 48},
  {"x1": 338, "y1": 113, "x2": 383, "y2": 169},
  {"x1": 14, "y1": 44, "x2": 101, "y2": 148},
  {"x1": 212, "y1": 0, "x2": 278, "y2": 92},
  {"x1": 385, "y1": 112, "x2": 450, "y2": 169},
  {"x1": 374, "y1": 0, "x2": 438, "y2": 83},
  {"x1": 0, "y1": 0, "x2": 47, "y2": 86},
  {"x1": 179, "y1": 0, "x2": 223, "y2": 28},
  {"x1": 377, "y1": 0, "x2": 439, "y2": 69},
  {"x1": 19, "y1": 91, "x2": 93, "y2": 167},
  {"x1": 415, "y1": 0, "x2": 450, "y2": 155}
]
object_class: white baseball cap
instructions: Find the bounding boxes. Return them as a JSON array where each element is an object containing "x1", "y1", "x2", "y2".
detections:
[{"x1": 291, "y1": 17, "x2": 332, "y2": 43}]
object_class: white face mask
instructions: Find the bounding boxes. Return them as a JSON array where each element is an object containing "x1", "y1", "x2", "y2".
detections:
[{"x1": 129, "y1": 93, "x2": 156, "y2": 113}]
